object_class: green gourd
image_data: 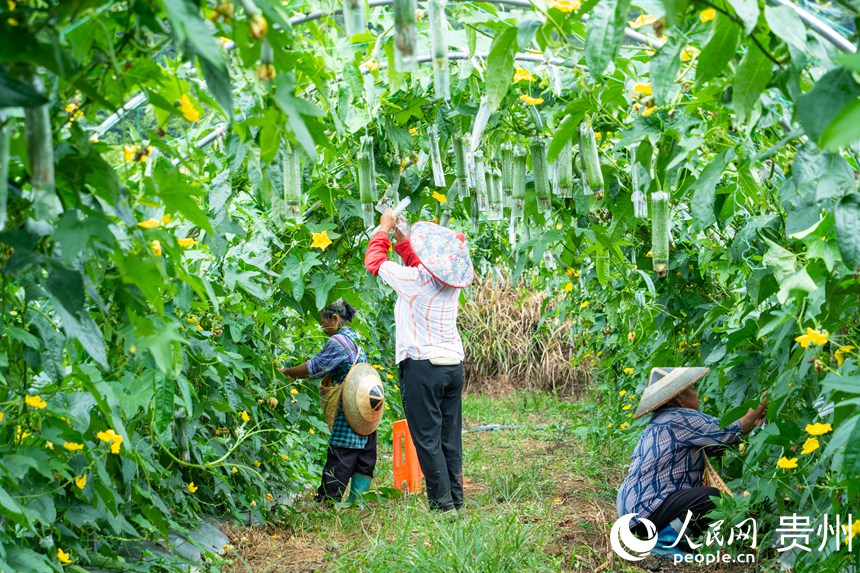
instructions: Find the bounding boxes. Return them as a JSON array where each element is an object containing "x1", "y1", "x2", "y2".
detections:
[
  {"x1": 651, "y1": 191, "x2": 670, "y2": 278},
  {"x1": 530, "y1": 137, "x2": 551, "y2": 215},
  {"x1": 555, "y1": 139, "x2": 573, "y2": 199},
  {"x1": 512, "y1": 145, "x2": 526, "y2": 210},
  {"x1": 501, "y1": 142, "x2": 513, "y2": 196},
  {"x1": 428, "y1": 126, "x2": 446, "y2": 187},
  {"x1": 453, "y1": 134, "x2": 468, "y2": 198},
  {"x1": 393, "y1": 0, "x2": 417, "y2": 70},
  {"x1": 358, "y1": 150, "x2": 375, "y2": 226},
  {"x1": 578, "y1": 117, "x2": 603, "y2": 195},
  {"x1": 284, "y1": 146, "x2": 303, "y2": 216},
  {"x1": 428, "y1": 0, "x2": 449, "y2": 101}
]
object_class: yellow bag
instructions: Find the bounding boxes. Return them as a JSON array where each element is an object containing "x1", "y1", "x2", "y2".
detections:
[
  {"x1": 319, "y1": 373, "x2": 343, "y2": 431},
  {"x1": 318, "y1": 349, "x2": 361, "y2": 431}
]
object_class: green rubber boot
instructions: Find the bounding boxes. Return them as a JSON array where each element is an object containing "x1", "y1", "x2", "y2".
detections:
[{"x1": 346, "y1": 473, "x2": 372, "y2": 503}]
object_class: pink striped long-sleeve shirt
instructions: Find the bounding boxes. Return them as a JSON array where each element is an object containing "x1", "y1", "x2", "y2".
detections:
[{"x1": 365, "y1": 231, "x2": 464, "y2": 364}]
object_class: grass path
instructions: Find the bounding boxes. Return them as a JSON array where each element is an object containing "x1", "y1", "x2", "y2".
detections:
[{"x1": 218, "y1": 393, "x2": 731, "y2": 573}]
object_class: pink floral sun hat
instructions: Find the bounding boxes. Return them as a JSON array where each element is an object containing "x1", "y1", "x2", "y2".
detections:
[{"x1": 409, "y1": 221, "x2": 474, "y2": 288}]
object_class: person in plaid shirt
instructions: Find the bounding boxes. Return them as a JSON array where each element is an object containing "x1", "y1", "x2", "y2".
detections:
[{"x1": 279, "y1": 300, "x2": 376, "y2": 504}]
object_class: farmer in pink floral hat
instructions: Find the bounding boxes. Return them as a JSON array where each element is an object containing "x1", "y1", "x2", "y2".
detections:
[{"x1": 364, "y1": 209, "x2": 474, "y2": 516}]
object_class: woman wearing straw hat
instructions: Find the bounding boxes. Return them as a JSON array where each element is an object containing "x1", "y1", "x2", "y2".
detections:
[
  {"x1": 364, "y1": 209, "x2": 474, "y2": 516},
  {"x1": 616, "y1": 367, "x2": 766, "y2": 552},
  {"x1": 279, "y1": 300, "x2": 380, "y2": 504}
]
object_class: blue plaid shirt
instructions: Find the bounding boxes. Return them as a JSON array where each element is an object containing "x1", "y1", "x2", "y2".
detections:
[
  {"x1": 617, "y1": 407, "x2": 743, "y2": 525},
  {"x1": 306, "y1": 328, "x2": 369, "y2": 449}
]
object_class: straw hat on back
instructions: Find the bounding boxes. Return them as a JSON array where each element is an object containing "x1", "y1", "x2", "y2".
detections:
[{"x1": 633, "y1": 367, "x2": 710, "y2": 419}]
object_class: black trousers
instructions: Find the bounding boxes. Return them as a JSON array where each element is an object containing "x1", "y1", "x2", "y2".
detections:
[
  {"x1": 632, "y1": 487, "x2": 720, "y2": 539},
  {"x1": 399, "y1": 358, "x2": 464, "y2": 512},
  {"x1": 316, "y1": 432, "x2": 377, "y2": 503}
]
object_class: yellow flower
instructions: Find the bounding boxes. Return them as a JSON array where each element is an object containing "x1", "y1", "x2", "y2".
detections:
[
  {"x1": 700, "y1": 8, "x2": 716, "y2": 22},
  {"x1": 220, "y1": 36, "x2": 230, "y2": 45},
  {"x1": 548, "y1": 0, "x2": 581, "y2": 12},
  {"x1": 801, "y1": 437, "x2": 820, "y2": 455},
  {"x1": 195, "y1": 324, "x2": 203, "y2": 331},
  {"x1": 835, "y1": 345, "x2": 855, "y2": 366},
  {"x1": 519, "y1": 94, "x2": 544, "y2": 106},
  {"x1": 513, "y1": 65, "x2": 535, "y2": 82},
  {"x1": 385, "y1": 404, "x2": 391, "y2": 410},
  {"x1": 794, "y1": 327, "x2": 829, "y2": 348},
  {"x1": 309, "y1": 428, "x2": 316, "y2": 435},
  {"x1": 608, "y1": 423, "x2": 614, "y2": 428},
  {"x1": 58, "y1": 548, "x2": 71, "y2": 565},
  {"x1": 231, "y1": 466, "x2": 238, "y2": 473},
  {"x1": 224, "y1": 544, "x2": 232, "y2": 552},
  {"x1": 124, "y1": 145, "x2": 139, "y2": 162},
  {"x1": 432, "y1": 191, "x2": 447, "y2": 204},
  {"x1": 138, "y1": 146, "x2": 153, "y2": 162},
  {"x1": 646, "y1": 251, "x2": 653, "y2": 258},
  {"x1": 742, "y1": 490, "x2": 750, "y2": 498},
  {"x1": 290, "y1": 388, "x2": 299, "y2": 395},
  {"x1": 311, "y1": 230, "x2": 333, "y2": 251},
  {"x1": 241, "y1": 410, "x2": 250, "y2": 423},
  {"x1": 394, "y1": 384, "x2": 400, "y2": 391},
  {"x1": 622, "y1": 404, "x2": 632, "y2": 411},
  {"x1": 623, "y1": 368, "x2": 634, "y2": 375},
  {"x1": 364, "y1": 59, "x2": 379, "y2": 72},
  {"x1": 627, "y1": 331, "x2": 637, "y2": 341},
  {"x1": 0, "y1": 412, "x2": 4, "y2": 423},
  {"x1": 179, "y1": 94, "x2": 200, "y2": 123},
  {"x1": 632, "y1": 82, "x2": 652, "y2": 96},
  {"x1": 777, "y1": 456, "x2": 798, "y2": 469},
  {"x1": 641, "y1": 106, "x2": 656, "y2": 117},
  {"x1": 632, "y1": 103, "x2": 642, "y2": 111},
  {"x1": 580, "y1": 300, "x2": 589, "y2": 309},
  {"x1": 188, "y1": 481, "x2": 198, "y2": 493},
  {"x1": 387, "y1": 373, "x2": 394, "y2": 380},
  {"x1": 75, "y1": 475, "x2": 87, "y2": 489},
  {"x1": 8, "y1": 1, "x2": 16, "y2": 10},
  {"x1": 806, "y1": 422, "x2": 832, "y2": 436},
  {"x1": 25, "y1": 395, "x2": 47, "y2": 409},
  {"x1": 409, "y1": 127, "x2": 418, "y2": 135},
  {"x1": 177, "y1": 238, "x2": 197, "y2": 248},
  {"x1": 680, "y1": 46, "x2": 700, "y2": 62},
  {"x1": 266, "y1": 493, "x2": 273, "y2": 502},
  {"x1": 186, "y1": 316, "x2": 199, "y2": 324},
  {"x1": 63, "y1": 442, "x2": 84, "y2": 451},
  {"x1": 628, "y1": 14, "x2": 657, "y2": 29},
  {"x1": 566, "y1": 268, "x2": 579, "y2": 278},
  {"x1": 137, "y1": 218, "x2": 159, "y2": 229},
  {"x1": 280, "y1": 453, "x2": 289, "y2": 460},
  {"x1": 620, "y1": 422, "x2": 629, "y2": 430},
  {"x1": 563, "y1": 282, "x2": 574, "y2": 292},
  {"x1": 151, "y1": 240, "x2": 162, "y2": 257},
  {"x1": 97, "y1": 429, "x2": 118, "y2": 443},
  {"x1": 7, "y1": 17, "x2": 19, "y2": 26},
  {"x1": 254, "y1": 460, "x2": 261, "y2": 467}
]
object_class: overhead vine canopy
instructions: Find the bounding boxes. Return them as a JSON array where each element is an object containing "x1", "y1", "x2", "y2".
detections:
[{"x1": 1, "y1": 0, "x2": 860, "y2": 570}]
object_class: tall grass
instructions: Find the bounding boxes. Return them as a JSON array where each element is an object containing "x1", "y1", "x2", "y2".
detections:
[{"x1": 459, "y1": 279, "x2": 589, "y2": 396}]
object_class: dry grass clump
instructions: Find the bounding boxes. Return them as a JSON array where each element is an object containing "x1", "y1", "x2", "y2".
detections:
[
  {"x1": 220, "y1": 523, "x2": 326, "y2": 573},
  {"x1": 459, "y1": 279, "x2": 589, "y2": 396}
]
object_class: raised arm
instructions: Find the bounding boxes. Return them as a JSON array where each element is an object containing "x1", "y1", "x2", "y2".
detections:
[{"x1": 364, "y1": 210, "x2": 398, "y2": 276}]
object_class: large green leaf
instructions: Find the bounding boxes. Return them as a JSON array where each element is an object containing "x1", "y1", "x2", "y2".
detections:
[
  {"x1": 696, "y1": 12, "x2": 741, "y2": 86},
  {"x1": 486, "y1": 26, "x2": 518, "y2": 112},
  {"x1": 585, "y1": 0, "x2": 630, "y2": 79},
  {"x1": 151, "y1": 159, "x2": 213, "y2": 233},
  {"x1": 308, "y1": 272, "x2": 342, "y2": 310},
  {"x1": 691, "y1": 147, "x2": 737, "y2": 230},
  {"x1": 45, "y1": 262, "x2": 107, "y2": 369},
  {"x1": 796, "y1": 68, "x2": 860, "y2": 144},
  {"x1": 153, "y1": 375, "x2": 175, "y2": 442},
  {"x1": 763, "y1": 5, "x2": 807, "y2": 53},
  {"x1": 820, "y1": 100, "x2": 860, "y2": 150},
  {"x1": 199, "y1": 56, "x2": 234, "y2": 121},
  {"x1": 732, "y1": 41, "x2": 773, "y2": 124},
  {"x1": 650, "y1": 35, "x2": 683, "y2": 106},
  {"x1": 835, "y1": 193, "x2": 860, "y2": 272},
  {"x1": 727, "y1": 0, "x2": 759, "y2": 34},
  {"x1": 159, "y1": 0, "x2": 224, "y2": 68},
  {"x1": 274, "y1": 73, "x2": 323, "y2": 162}
]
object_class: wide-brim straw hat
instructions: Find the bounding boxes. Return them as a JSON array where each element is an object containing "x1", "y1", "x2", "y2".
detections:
[
  {"x1": 633, "y1": 367, "x2": 710, "y2": 419},
  {"x1": 409, "y1": 221, "x2": 474, "y2": 288},
  {"x1": 341, "y1": 363, "x2": 385, "y2": 435}
]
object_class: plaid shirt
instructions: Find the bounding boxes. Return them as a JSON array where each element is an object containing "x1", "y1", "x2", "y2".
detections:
[
  {"x1": 617, "y1": 407, "x2": 743, "y2": 525},
  {"x1": 306, "y1": 328, "x2": 369, "y2": 449}
]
